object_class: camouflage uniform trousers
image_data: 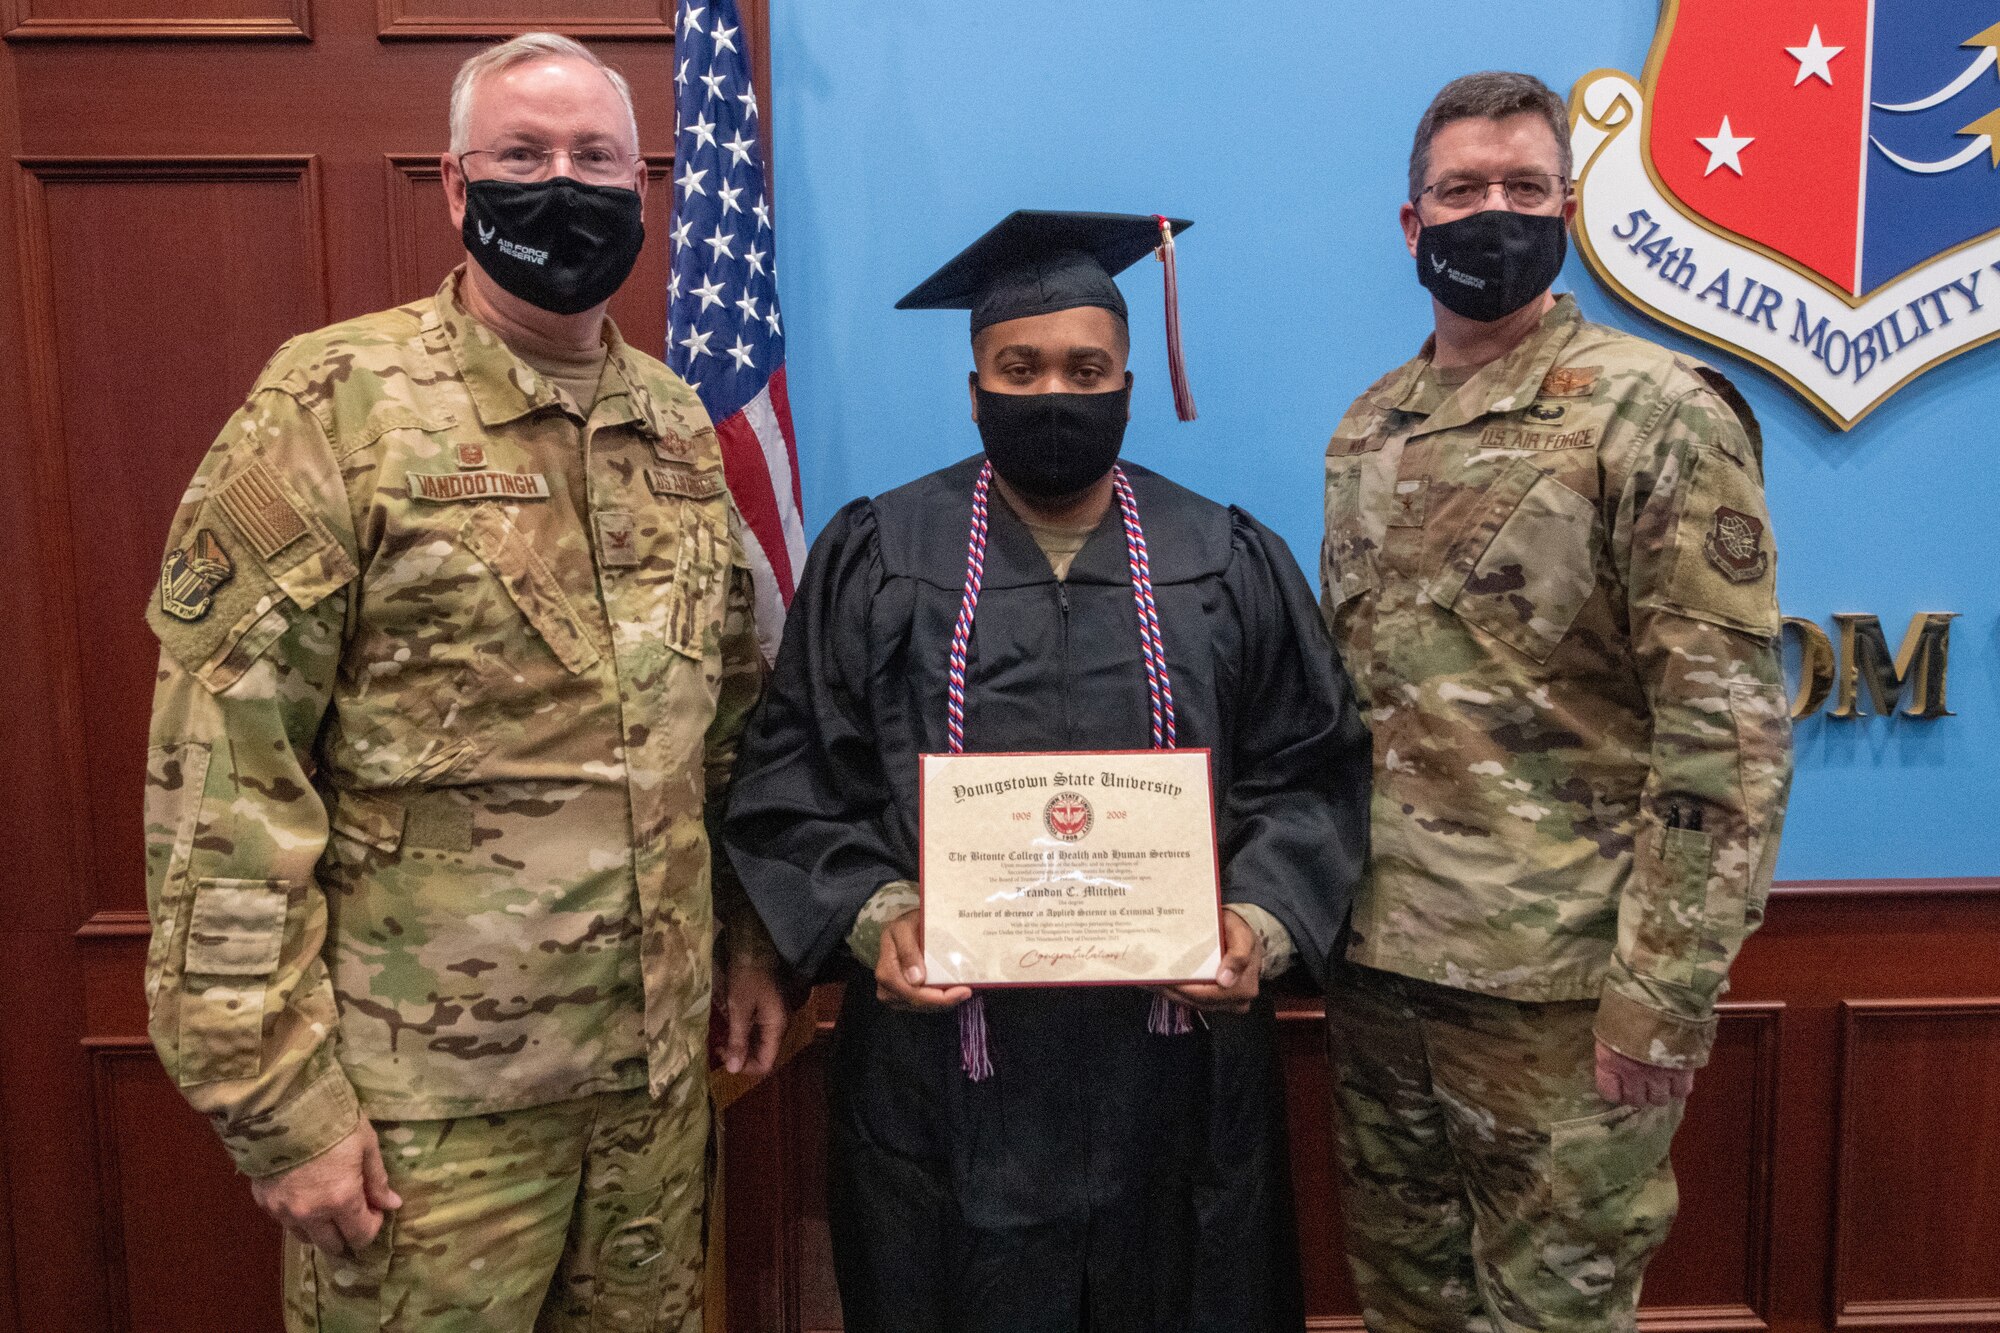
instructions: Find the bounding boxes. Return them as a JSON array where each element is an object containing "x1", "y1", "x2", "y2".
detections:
[
  {"x1": 283, "y1": 1070, "x2": 709, "y2": 1333},
  {"x1": 1325, "y1": 963, "x2": 1682, "y2": 1333}
]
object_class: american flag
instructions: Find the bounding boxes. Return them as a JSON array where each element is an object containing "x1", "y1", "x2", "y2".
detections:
[{"x1": 668, "y1": 0, "x2": 806, "y2": 658}]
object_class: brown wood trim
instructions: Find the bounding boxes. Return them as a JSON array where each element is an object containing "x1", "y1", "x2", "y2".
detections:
[
  {"x1": 1637, "y1": 1307, "x2": 1770, "y2": 1332},
  {"x1": 1830, "y1": 999, "x2": 2000, "y2": 1325},
  {"x1": 4, "y1": 10, "x2": 310, "y2": 40},
  {"x1": 86, "y1": 1046, "x2": 146, "y2": 1333},
  {"x1": 374, "y1": 0, "x2": 673, "y2": 40},
  {"x1": 1770, "y1": 877, "x2": 2000, "y2": 898},
  {"x1": 76, "y1": 912, "x2": 151, "y2": 940},
  {"x1": 1721, "y1": 1003, "x2": 1784, "y2": 1326}
]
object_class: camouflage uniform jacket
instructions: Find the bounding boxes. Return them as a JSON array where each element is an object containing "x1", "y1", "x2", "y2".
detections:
[
  {"x1": 144, "y1": 269, "x2": 764, "y2": 1177},
  {"x1": 1321, "y1": 295, "x2": 1792, "y2": 1069}
]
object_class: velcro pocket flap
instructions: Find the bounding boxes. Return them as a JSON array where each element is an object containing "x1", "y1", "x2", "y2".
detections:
[
  {"x1": 461, "y1": 505, "x2": 603, "y2": 674},
  {"x1": 185, "y1": 879, "x2": 290, "y2": 976},
  {"x1": 1429, "y1": 459, "x2": 1600, "y2": 664}
]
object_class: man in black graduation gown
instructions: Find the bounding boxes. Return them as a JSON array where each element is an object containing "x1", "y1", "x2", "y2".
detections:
[{"x1": 724, "y1": 211, "x2": 1371, "y2": 1333}]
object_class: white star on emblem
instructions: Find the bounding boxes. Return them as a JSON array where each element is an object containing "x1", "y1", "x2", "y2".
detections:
[
  {"x1": 712, "y1": 20, "x2": 738, "y2": 54},
  {"x1": 678, "y1": 326, "x2": 714, "y2": 362},
  {"x1": 727, "y1": 336, "x2": 756, "y2": 370},
  {"x1": 1787, "y1": 26, "x2": 1844, "y2": 87},
  {"x1": 744, "y1": 244, "x2": 768, "y2": 278},
  {"x1": 685, "y1": 112, "x2": 717, "y2": 150},
  {"x1": 752, "y1": 196, "x2": 771, "y2": 232},
  {"x1": 721, "y1": 130, "x2": 756, "y2": 168},
  {"x1": 704, "y1": 226, "x2": 737, "y2": 261},
  {"x1": 717, "y1": 181, "x2": 744, "y2": 216},
  {"x1": 692, "y1": 275, "x2": 727, "y2": 312},
  {"x1": 764, "y1": 307, "x2": 781, "y2": 337},
  {"x1": 1696, "y1": 116, "x2": 1753, "y2": 176},
  {"x1": 738, "y1": 87, "x2": 759, "y2": 118},
  {"x1": 671, "y1": 216, "x2": 696, "y2": 251},
  {"x1": 675, "y1": 163, "x2": 708, "y2": 198},
  {"x1": 701, "y1": 70, "x2": 728, "y2": 102},
  {"x1": 735, "y1": 291, "x2": 760, "y2": 322}
]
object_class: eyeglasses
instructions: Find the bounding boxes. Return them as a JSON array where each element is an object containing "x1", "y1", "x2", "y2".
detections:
[
  {"x1": 1417, "y1": 173, "x2": 1568, "y2": 213},
  {"x1": 458, "y1": 144, "x2": 638, "y2": 186}
]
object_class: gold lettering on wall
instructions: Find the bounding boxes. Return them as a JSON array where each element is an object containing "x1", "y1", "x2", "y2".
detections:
[
  {"x1": 1829, "y1": 613, "x2": 1958, "y2": 720},
  {"x1": 1783, "y1": 617, "x2": 1836, "y2": 720}
]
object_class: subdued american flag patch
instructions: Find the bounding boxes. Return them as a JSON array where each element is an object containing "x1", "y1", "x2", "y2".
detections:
[{"x1": 214, "y1": 459, "x2": 309, "y2": 560}]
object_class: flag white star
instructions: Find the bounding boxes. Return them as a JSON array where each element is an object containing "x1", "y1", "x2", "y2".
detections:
[
  {"x1": 735, "y1": 291, "x2": 760, "y2": 322},
  {"x1": 764, "y1": 307, "x2": 782, "y2": 337},
  {"x1": 704, "y1": 226, "x2": 737, "y2": 261},
  {"x1": 692, "y1": 275, "x2": 727, "y2": 312},
  {"x1": 738, "y1": 87, "x2": 759, "y2": 118},
  {"x1": 721, "y1": 130, "x2": 756, "y2": 168},
  {"x1": 1786, "y1": 26, "x2": 1843, "y2": 87},
  {"x1": 668, "y1": 270, "x2": 683, "y2": 301},
  {"x1": 676, "y1": 57, "x2": 691, "y2": 88},
  {"x1": 711, "y1": 20, "x2": 738, "y2": 54},
  {"x1": 681, "y1": 4, "x2": 703, "y2": 29},
  {"x1": 672, "y1": 215, "x2": 696, "y2": 250},
  {"x1": 744, "y1": 244, "x2": 768, "y2": 278},
  {"x1": 727, "y1": 336, "x2": 756, "y2": 370},
  {"x1": 752, "y1": 196, "x2": 771, "y2": 231},
  {"x1": 685, "y1": 112, "x2": 717, "y2": 150},
  {"x1": 675, "y1": 163, "x2": 708, "y2": 198},
  {"x1": 717, "y1": 181, "x2": 744, "y2": 215},
  {"x1": 1696, "y1": 116, "x2": 1753, "y2": 176},
  {"x1": 678, "y1": 326, "x2": 714, "y2": 362},
  {"x1": 701, "y1": 70, "x2": 728, "y2": 102}
]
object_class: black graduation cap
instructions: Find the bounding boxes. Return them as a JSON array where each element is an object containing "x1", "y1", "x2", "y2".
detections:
[{"x1": 897, "y1": 210, "x2": 1198, "y2": 420}]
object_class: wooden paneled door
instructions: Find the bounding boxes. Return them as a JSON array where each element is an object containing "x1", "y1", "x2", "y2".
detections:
[{"x1": 0, "y1": 8, "x2": 764, "y2": 1331}]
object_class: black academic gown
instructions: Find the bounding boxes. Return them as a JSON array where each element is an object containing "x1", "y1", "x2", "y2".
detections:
[{"x1": 725, "y1": 455, "x2": 1371, "y2": 1333}]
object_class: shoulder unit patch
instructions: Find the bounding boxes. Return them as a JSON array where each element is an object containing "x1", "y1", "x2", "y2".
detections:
[{"x1": 159, "y1": 529, "x2": 236, "y2": 622}]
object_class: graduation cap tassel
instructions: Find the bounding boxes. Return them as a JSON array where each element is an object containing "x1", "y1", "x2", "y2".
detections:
[
  {"x1": 1154, "y1": 215, "x2": 1197, "y2": 422},
  {"x1": 959, "y1": 995, "x2": 995, "y2": 1082},
  {"x1": 1148, "y1": 992, "x2": 1195, "y2": 1036}
]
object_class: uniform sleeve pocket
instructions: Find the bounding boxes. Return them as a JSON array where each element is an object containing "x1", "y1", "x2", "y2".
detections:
[
  {"x1": 461, "y1": 505, "x2": 602, "y2": 675},
  {"x1": 1618, "y1": 822, "x2": 1712, "y2": 990},
  {"x1": 1323, "y1": 436, "x2": 1387, "y2": 610},
  {"x1": 176, "y1": 879, "x2": 292, "y2": 1086},
  {"x1": 1430, "y1": 460, "x2": 1600, "y2": 664},
  {"x1": 660, "y1": 502, "x2": 729, "y2": 661}
]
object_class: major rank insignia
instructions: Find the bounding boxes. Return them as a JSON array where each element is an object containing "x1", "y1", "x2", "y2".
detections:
[{"x1": 160, "y1": 529, "x2": 235, "y2": 622}]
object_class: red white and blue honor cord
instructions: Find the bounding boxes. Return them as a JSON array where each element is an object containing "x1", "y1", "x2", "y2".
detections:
[{"x1": 945, "y1": 461, "x2": 1191, "y2": 1081}]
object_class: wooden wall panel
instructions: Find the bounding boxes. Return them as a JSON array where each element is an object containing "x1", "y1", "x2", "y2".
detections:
[
  {"x1": 90, "y1": 1046, "x2": 282, "y2": 1333},
  {"x1": 13, "y1": 157, "x2": 328, "y2": 929},
  {"x1": 385, "y1": 151, "x2": 674, "y2": 355},
  {"x1": 376, "y1": 0, "x2": 670, "y2": 40},
  {"x1": 2, "y1": 0, "x2": 309, "y2": 42},
  {"x1": 1831, "y1": 1001, "x2": 2000, "y2": 1331}
]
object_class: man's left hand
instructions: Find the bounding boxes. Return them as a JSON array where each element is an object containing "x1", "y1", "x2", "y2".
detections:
[
  {"x1": 1159, "y1": 910, "x2": 1263, "y2": 1015},
  {"x1": 1595, "y1": 1039, "x2": 1694, "y2": 1107},
  {"x1": 719, "y1": 952, "x2": 788, "y2": 1077}
]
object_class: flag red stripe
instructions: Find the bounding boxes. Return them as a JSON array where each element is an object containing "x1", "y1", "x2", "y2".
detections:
[
  {"x1": 715, "y1": 408, "x2": 797, "y2": 603},
  {"x1": 766, "y1": 364, "x2": 804, "y2": 513}
]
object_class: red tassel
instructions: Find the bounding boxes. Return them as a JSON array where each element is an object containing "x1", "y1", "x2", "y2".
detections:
[
  {"x1": 959, "y1": 993, "x2": 994, "y2": 1081},
  {"x1": 1154, "y1": 215, "x2": 1197, "y2": 422}
]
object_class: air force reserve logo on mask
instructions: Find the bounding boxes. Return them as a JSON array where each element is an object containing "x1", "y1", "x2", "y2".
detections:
[{"x1": 1570, "y1": 3, "x2": 2000, "y2": 428}]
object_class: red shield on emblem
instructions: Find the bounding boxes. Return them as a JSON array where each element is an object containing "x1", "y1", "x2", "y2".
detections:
[{"x1": 1043, "y1": 792, "x2": 1093, "y2": 843}]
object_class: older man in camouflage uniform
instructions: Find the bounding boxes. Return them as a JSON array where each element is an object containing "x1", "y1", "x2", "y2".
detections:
[
  {"x1": 1319, "y1": 72, "x2": 1792, "y2": 1332},
  {"x1": 142, "y1": 32, "x2": 784, "y2": 1332}
]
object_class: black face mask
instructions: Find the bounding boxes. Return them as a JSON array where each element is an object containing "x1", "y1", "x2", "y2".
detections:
[
  {"x1": 1415, "y1": 209, "x2": 1567, "y2": 322},
  {"x1": 462, "y1": 177, "x2": 645, "y2": 316},
  {"x1": 974, "y1": 381, "x2": 1131, "y2": 500}
]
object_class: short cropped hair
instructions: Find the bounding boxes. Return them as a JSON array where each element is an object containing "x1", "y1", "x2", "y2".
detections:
[
  {"x1": 449, "y1": 32, "x2": 638, "y2": 154},
  {"x1": 1407, "y1": 71, "x2": 1572, "y2": 202}
]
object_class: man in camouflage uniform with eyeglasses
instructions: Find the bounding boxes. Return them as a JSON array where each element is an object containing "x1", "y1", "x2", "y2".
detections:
[
  {"x1": 1318, "y1": 72, "x2": 1793, "y2": 1332},
  {"x1": 142, "y1": 32, "x2": 787, "y2": 1332}
]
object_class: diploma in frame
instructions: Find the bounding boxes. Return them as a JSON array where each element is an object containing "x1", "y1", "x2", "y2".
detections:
[{"x1": 918, "y1": 749, "x2": 1223, "y2": 987}]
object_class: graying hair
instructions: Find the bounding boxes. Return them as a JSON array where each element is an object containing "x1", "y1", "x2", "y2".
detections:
[
  {"x1": 449, "y1": 32, "x2": 638, "y2": 155},
  {"x1": 1408, "y1": 71, "x2": 1573, "y2": 202}
]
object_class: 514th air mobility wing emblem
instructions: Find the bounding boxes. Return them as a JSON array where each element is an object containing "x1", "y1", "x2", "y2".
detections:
[{"x1": 1570, "y1": 2, "x2": 2000, "y2": 427}]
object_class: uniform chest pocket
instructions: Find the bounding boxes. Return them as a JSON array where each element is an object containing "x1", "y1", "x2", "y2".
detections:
[
  {"x1": 654, "y1": 499, "x2": 729, "y2": 661},
  {"x1": 460, "y1": 505, "x2": 603, "y2": 674},
  {"x1": 1323, "y1": 433, "x2": 1388, "y2": 608},
  {"x1": 1428, "y1": 458, "x2": 1601, "y2": 664}
]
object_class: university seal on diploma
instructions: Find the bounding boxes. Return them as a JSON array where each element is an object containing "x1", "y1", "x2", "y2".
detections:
[{"x1": 919, "y1": 750, "x2": 1223, "y2": 987}]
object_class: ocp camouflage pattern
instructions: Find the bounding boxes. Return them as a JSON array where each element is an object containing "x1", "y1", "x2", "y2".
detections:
[
  {"x1": 1320, "y1": 296, "x2": 1793, "y2": 1069},
  {"x1": 144, "y1": 269, "x2": 765, "y2": 1177}
]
